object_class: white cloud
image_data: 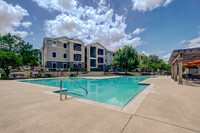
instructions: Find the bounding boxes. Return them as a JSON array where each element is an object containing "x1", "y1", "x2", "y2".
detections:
[
  {"x1": 132, "y1": 0, "x2": 173, "y2": 12},
  {"x1": 0, "y1": 0, "x2": 29, "y2": 38},
  {"x1": 162, "y1": 53, "x2": 171, "y2": 60},
  {"x1": 186, "y1": 36, "x2": 200, "y2": 48},
  {"x1": 12, "y1": 31, "x2": 28, "y2": 38},
  {"x1": 34, "y1": 0, "x2": 143, "y2": 50},
  {"x1": 21, "y1": 21, "x2": 32, "y2": 29},
  {"x1": 132, "y1": 28, "x2": 147, "y2": 35},
  {"x1": 163, "y1": 0, "x2": 173, "y2": 7},
  {"x1": 32, "y1": 0, "x2": 77, "y2": 12},
  {"x1": 142, "y1": 51, "x2": 150, "y2": 56}
]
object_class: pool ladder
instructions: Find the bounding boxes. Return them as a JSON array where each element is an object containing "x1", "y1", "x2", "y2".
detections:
[{"x1": 60, "y1": 78, "x2": 88, "y2": 101}]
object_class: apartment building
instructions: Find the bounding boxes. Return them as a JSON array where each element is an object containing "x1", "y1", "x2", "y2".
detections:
[
  {"x1": 105, "y1": 51, "x2": 115, "y2": 69},
  {"x1": 85, "y1": 43, "x2": 107, "y2": 71},
  {"x1": 41, "y1": 36, "x2": 85, "y2": 70},
  {"x1": 40, "y1": 36, "x2": 147, "y2": 71}
]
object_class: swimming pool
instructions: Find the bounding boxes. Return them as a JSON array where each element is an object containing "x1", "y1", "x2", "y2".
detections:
[{"x1": 21, "y1": 76, "x2": 149, "y2": 107}]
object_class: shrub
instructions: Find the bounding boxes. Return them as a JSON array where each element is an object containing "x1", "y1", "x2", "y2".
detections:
[
  {"x1": 40, "y1": 68, "x2": 44, "y2": 71},
  {"x1": 44, "y1": 73, "x2": 51, "y2": 77},
  {"x1": 73, "y1": 74, "x2": 77, "y2": 77},
  {"x1": 35, "y1": 74, "x2": 41, "y2": 78},
  {"x1": 104, "y1": 68, "x2": 109, "y2": 72},
  {"x1": 1, "y1": 73, "x2": 8, "y2": 80},
  {"x1": 69, "y1": 73, "x2": 77, "y2": 77},
  {"x1": 13, "y1": 74, "x2": 17, "y2": 78},
  {"x1": 2, "y1": 70, "x2": 6, "y2": 75},
  {"x1": 70, "y1": 68, "x2": 78, "y2": 71}
]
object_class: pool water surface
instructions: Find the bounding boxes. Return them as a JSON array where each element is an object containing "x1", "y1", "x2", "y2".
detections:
[{"x1": 21, "y1": 76, "x2": 149, "y2": 107}]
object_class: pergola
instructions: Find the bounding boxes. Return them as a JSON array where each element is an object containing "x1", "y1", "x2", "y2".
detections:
[{"x1": 168, "y1": 47, "x2": 200, "y2": 84}]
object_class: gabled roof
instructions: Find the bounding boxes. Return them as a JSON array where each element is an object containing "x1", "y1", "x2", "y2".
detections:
[
  {"x1": 86, "y1": 42, "x2": 107, "y2": 50},
  {"x1": 69, "y1": 39, "x2": 85, "y2": 44}
]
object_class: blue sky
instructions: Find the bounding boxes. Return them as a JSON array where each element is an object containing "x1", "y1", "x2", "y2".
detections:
[{"x1": 1, "y1": 0, "x2": 200, "y2": 60}]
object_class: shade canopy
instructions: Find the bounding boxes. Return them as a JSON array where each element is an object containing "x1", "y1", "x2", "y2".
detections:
[{"x1": 183, "y1": 60, "x2": 200, "y2": 67}]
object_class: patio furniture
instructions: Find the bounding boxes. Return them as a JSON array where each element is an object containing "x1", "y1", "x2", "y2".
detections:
[
  {"x1": 185, "y1": 74, "x2": 193, "y2": 81},
  {"x1": 193, "y1": 75, "x2": 200, "y2": 83}
]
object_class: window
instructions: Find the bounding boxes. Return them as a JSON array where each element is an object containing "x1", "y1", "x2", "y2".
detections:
[
  {"x1": 98, "y1": 57, "x2": 104, "y2": 63},
  {"x1": 74, "y1": 43, "x2": 81, "y2": 51},
  {"x1": 63, "y1": 63, "x2": 67, "y2": 69},
  {"x1": 90, "y1": 46, "x2": 96, "y2": 58},
  {"x1": 105, "y1": 59, "x2": 107, "y2": 62},
  {"x1": 52, "y1": 41, "x2": 56, "y2": 47},
  {"x1": 90, "y1": 59, "x2": 96, "y2": 67},
  {"x1": 74, "y1": 54, "x2": 81, "y2": 61},
  {"x1": 105, "y1": 52, "x2": 107, "y2": 55},
  {"x1": 98, "y1": 49, "x2": 104, "y2": 55},
  {"x1": 63, "y1": 53, "x2": 67, "y2": 58},
  {"x1": 113, "y1": 54, "x2": 115, "y2": 57},
  {"x1": 63, "y1": 43, "x2": 67, "y2": 48},
  {"x1": 52, "y1": 62, "x2": 57, "y2": 68},
  {"x1": 52, "y1": 52, "x2": 56, "y2": 58}
]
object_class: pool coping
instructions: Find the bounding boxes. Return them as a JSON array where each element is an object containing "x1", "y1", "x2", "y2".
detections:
[{"x1": 18, "y1": 76, "x2": 155, "y2": 115}]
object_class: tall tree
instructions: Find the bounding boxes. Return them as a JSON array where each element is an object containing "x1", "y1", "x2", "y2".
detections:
[
  {"x1": 0, "y1": 51, "x2": 22, "y2": 76},
  {"x1": 111, "y1": 45, "x2": 139, "y2": 74}
]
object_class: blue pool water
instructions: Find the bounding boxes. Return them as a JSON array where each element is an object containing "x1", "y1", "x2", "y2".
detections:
[{"x1": 21, "y1": 76, "x2": 149, "y2": 107}]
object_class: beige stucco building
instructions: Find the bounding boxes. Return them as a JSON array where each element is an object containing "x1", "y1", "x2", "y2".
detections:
[
  {"x1": 41, "y1": 37, "x2": 85, "y2": 70},
  {"x1": 85, "y1": 43, "x2": 107, "y2": 71}
]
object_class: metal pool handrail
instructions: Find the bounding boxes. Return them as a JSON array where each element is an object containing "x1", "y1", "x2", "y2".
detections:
[{"x1": 60, "y1": 78, "x2": 88, "y2": 101}]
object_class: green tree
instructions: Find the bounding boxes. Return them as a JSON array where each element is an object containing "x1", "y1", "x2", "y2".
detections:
[
  {"x1": 0, "y1": 33, "x2": 39, "y2": 70},
  {"x1": 20, "y1": 44, "x2": 39, "y2": 69},
  {"x1": 0, "y1": 51, "x2": 22, "y2": 76},
  {"x1": 111, "y1": 45, "x2": 139, "y2": 74},
  {"x1": 140, "y1": 54, "x2": 170, "y2": 74}
]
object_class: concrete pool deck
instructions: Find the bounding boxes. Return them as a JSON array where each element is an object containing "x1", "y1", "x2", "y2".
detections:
[{"x1": 0, "y1": 76, "x2": 200, "y2": 133}]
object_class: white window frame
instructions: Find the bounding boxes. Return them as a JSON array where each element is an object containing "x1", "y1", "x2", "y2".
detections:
[
  {"x1": 52, "y1": 51, "x2": 56, "y2": 58},
  {"x1": 52, "y1": 40, "x2": 57, "y2": 47},
  {"x1": 52, "y1": 62, "x2": 57, "y2": 68},
  {"x1": 63, "y1": 63, "x2": 67, "y2": 69}
]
